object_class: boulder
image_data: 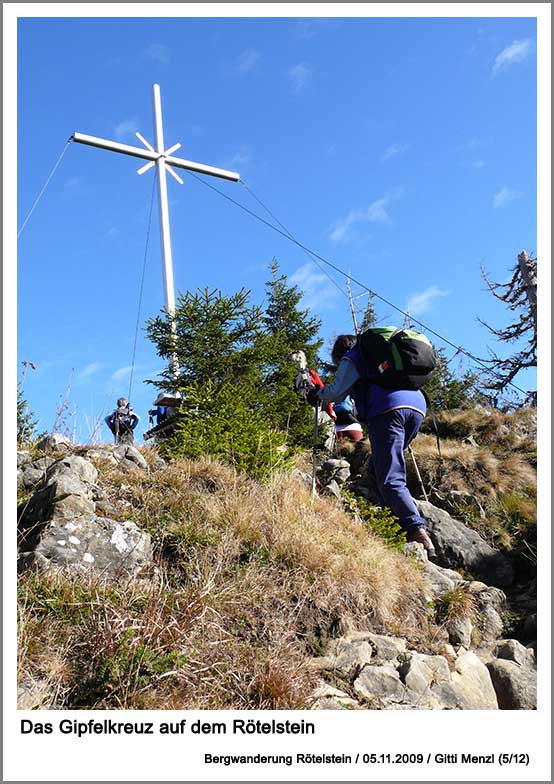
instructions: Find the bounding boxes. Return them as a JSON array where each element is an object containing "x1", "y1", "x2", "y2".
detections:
[
  {"x1": 328, "y1": 639, "x2": 373, "y2": 679},
  {"x1": 85, "y1": 448, "x2": 118, "y2": 465},
  {"x1": 398, "y1": 657, "x2": 434, "y2": 693},
  {"x1": 422, "y1": 559, "x2": 464, "y2": 599},
  {"x1": 471, "y1": 586, "x2": 506, "y2": 647},
  {"x1": 353, "y1": 665, "x2": 406, "y2": 706},
  {"x1": 33, "y1": 516, "x2": 152, "y2": 578},
  {"x1": 322, "y1": 479, "x2": 342, "y2": 499},
  {"x1": 19, "y1": 452, "x2": 152, "y2": 579},
  {"x1": 447, "y1": 650, "x2": 499, "y2": 709},
  {"x1": 486, "y1": 659, "x2": 537, "y2": 710},
  {"x1": 310, "y1": 683, "x2": 359, "y2": 710},
  {"x1": 493, "y1": 639, "x2": 536, "y2": 669},
  {"x1": 446, "y1": 616, "x2": 473, "y2": 648},
  {"x1": 17, "y1": 677, "x2": 52, "y2": 710},
  {"x1": 416, "y1": 501, "x2": 514, "y2": 586},
  {"x1": 37, "y1": 433, "x2": 73, "y2": 453},
  {"x1": 113, "y1": 445, "x2": 148, "y2": 470},
  {"x1": 46, "y1": 455, "x2": 98, "y2": 487},
  {"x1": 349, "y1": 632, "x2": 406, "y2": 663},
  {"x1": 21, "y1": 466, "x2": 48, "y2": 488},
  {"x1": 17, "y1": 451, "x2": 33, "y2": 468},
  {"x1": 318, "y1": 458, "x2": 351, "y2": 486}
]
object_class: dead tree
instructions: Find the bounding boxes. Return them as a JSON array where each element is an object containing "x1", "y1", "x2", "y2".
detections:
[{"x1": 479, "y1": 250, "x2": 537, "y2": 404}]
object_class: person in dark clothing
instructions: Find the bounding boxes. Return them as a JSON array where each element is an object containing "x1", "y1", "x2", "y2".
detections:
[
  {"x1": 311, "y1": 334, "x2": 436, "y2": 558},
  {"x1": 105, "y1": 397, "x2": 140, "y2": 445}
]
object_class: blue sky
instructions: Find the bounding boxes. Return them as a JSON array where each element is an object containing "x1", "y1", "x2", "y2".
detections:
[{"x1": 16, "y1": 14, "x2": 538, "y2": 443}]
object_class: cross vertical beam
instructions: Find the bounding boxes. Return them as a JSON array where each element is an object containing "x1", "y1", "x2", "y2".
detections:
[
  {"x1": 72, "y1": 83, "x2": 241, "y2": 379},
  {"x1": 152, "y1": 84, "x2": 176, "y2": 319}
]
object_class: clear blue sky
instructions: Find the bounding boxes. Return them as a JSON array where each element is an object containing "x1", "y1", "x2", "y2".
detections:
[{"x1": 17, "y1": 14, "x2": 538, "y2": 444}]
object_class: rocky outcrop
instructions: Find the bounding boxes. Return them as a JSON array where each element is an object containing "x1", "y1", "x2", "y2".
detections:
[
  {"x1": 309, "y1": 543, "x2": 533, "y2": 711},
  {"x1": 416, "y1": 501, "x2": 514, "y2": 587},
  {"x1": 19, "y1": 453, "x2": 151, "y2": 579},
  {"x1": 309, "y1": 633, "x2": 504, "y2": 710},
  {"x1": 486, "y1": 659, "x2": 537, "y2": 709}
]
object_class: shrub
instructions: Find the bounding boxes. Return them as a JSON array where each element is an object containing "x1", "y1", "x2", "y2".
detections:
[
  {"x1": 162, "y1": 381, "x2": 292, "y2": 479},
  {"x1": 342, "y1": 492, "x2": 407, "y2": 551}
]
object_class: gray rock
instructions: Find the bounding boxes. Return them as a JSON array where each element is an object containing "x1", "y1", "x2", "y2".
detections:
[
  {"x1": 398, "y1": 657, "x2": 434, "y2": 693},
  {"x1": 447, "y1": 616, "x2": 473, "y2": 648},
  {"x1": 472, "y1": 588, "x2": 505, "y2": 647},
  {"x1": 37, "y1": 433, "x2": 73, "y2": 453},
  {"x1": 353, "y1": 633, "x2": 406, "y2": 663},
  {"x1": 353, "y1": 665, "x2": 406, "y2": 706},
  {"x1": 318, "y1": 458, "x2": 351, "y2": 491},
  {"x1": 416, "y1": 500, "x2": 514, "y2": 586},
  {"x1": 85, "y1": 448, "x2": 118, "y2": 465},
  {"x1": 327, "y1": 639, "x2": 373, "y2": 680},
  {"x1": 291, "y1": 469, "x2": 312, "y2": 488},
  {"x1": 21, "y1": 466, "x2": 48, "y2": 488},
  {"x1": 447, "y1": 650, "x2": 499, "y2": 709},
  {"x1": 446, "y1": 489, "x2": 485, "y2": 518},
  {"x1": 416, "y1": 653, "x2": 452, "y2": 684},
  {"x1": 17, "y1": 677, "x2": 52, "y2": 709},
  {"x1": 17, "y1": 451, "x2": 33, "y2": 468},
  {"x1": 310, "y1": 683, "x2": 359, "y2": 710},
  {"x1": 114, "y1": 445, "x2": 148, "y2": 470},
  {"x1": 422, "y1": 559, "x2": 464, "y2": 599},
  {"x1": 493, "y1": 639, "x2": 536, "y2": 669},
  {"x1": 46, "y1": 455, "x2": 98, "y2": 487},
  {"x1": 33, "y1": 516, "x2": 152, "y2": 579},
  {"x1": 486, "y1": 659, "x2": 537, "y2": 709}
]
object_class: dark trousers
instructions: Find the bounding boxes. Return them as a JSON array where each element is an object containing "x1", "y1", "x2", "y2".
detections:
[{"x1": 366, "y1": 408, "x2": 425, "y2": 533}]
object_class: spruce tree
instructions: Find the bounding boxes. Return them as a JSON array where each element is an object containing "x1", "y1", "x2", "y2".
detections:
[
  {"x1": 261, "y1": 259, "x2": 323, "y2": 446},
  {"x1": 145, "y1": 287, "x2": 288, "y2": 476}
]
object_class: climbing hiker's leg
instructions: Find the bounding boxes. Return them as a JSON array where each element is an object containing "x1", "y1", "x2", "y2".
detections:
[{"x1": 366, "y1": 409, "x2": 426, "y2": 534}]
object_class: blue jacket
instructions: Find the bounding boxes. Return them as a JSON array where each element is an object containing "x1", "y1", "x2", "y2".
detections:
[{"x1": 318, "y1": 347, "x2": 426, "y2": 421}]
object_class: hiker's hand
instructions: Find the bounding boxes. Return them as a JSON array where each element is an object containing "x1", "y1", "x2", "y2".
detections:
[
  {"x1": 308, "y1": 369, "x2": 324, "y2": 389},
  {"x1": 305, "y1": 387, "x2": 320, "y2": 407}
]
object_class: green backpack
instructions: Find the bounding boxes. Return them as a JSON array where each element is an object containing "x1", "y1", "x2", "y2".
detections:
[{"x1": 356, "y1": 326, "x2": 437, "y2": 390}]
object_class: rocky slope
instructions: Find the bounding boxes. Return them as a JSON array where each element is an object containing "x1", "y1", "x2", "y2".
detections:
[{"x1": 17, "y1": 418, "x2": 537, "y2": 711}]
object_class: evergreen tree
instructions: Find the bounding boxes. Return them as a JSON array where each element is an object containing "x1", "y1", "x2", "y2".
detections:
[
  {"x1": 261, "y1": 259, "x2": 323, "y2": 446},
  {"x1": 145, "y1": 287, "x2": 268, "y2": 393},
  {"x1": 17, "y1": 384, "x2": 39, "y2": 445},
  {"x1": 425, "y1": 348, "x2": 487, "y2": 410},
  {"x1": 145, "y1": 286, "x2": 289, "y2": 476}
]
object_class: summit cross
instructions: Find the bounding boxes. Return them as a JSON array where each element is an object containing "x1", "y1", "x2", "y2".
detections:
[{"x1": 72, "y1": 83, "x2": 240, "y2": 369}]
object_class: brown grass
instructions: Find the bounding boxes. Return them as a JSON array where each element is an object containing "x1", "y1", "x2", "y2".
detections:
[{"x1": 18, "y1": 457, "x2": 433, "y2": 710}]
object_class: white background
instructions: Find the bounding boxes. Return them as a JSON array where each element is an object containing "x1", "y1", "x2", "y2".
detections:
[{"x1": 4, "y1": 3, "x2": 551, "y2": 782}]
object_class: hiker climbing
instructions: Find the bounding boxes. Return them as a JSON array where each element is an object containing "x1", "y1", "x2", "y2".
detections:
[
  {"x1": 306, "y1": 327, "x2": 438, "y2": 559},
  {"x1": 105, "y1": 397, "x2": 140, "y2": 445}
]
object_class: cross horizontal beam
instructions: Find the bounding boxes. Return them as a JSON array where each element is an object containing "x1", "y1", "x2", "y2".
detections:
[{"x1": 72, "y1": 132, "x2": 240, "y2": 182}]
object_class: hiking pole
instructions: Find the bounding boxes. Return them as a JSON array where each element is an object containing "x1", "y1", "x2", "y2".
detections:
[
  {"x1": 312, "y1": 401, "x2": 319, "y2": 501},
  {"x1": 408, "y1": 445, "x2": 428, "y2": 503}
]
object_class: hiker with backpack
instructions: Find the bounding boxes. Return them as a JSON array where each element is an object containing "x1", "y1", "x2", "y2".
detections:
[
  {"x1": 105, "y1": 397, "x2": 140, "y2": 445},
  {"x1": 333, "y1": 396, "x2": 364, "y2": 444},
  {"x1": 306, "y1": 328, "x2": 437, "y2": 559}
]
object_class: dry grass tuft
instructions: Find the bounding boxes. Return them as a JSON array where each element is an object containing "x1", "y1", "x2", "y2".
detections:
[{"x1": 18, "y1": 457, "x2": 433, "y2": 710}]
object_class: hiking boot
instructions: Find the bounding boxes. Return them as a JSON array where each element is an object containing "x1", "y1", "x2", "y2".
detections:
[{"x1": 407, "y1": 528, "x2": 437, "y2": 559}]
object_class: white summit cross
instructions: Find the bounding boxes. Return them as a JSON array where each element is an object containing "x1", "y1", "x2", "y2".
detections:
[{"x1": 72, "y1": 83, "x2": 240, "y2": 371}]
